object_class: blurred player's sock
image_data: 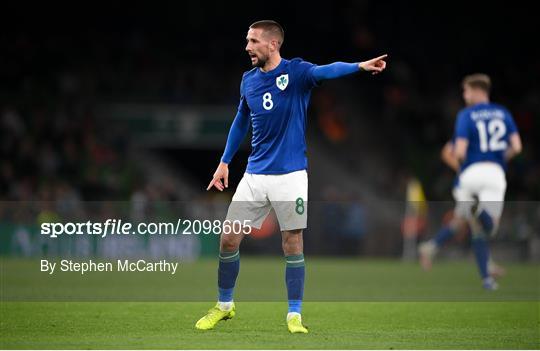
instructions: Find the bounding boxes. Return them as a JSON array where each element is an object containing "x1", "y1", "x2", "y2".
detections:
[
  {"x1": 471, "y1": 235, "x2": 489, "y2": 280},
  {"x1": 285, "y1": 253, "x2": 305, "y2": 314},
  {"x1": 218, "y1": 250, "x2": 240, "y2": 309},
  {"x1": 475, "y1": 209, "x2": 494, "y2": 236},
  {"x1": 434, "y1": 226, "x2": 456, "y2": 247}
]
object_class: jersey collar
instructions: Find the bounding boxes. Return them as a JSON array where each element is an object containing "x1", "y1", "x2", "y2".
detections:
[{"x1": 258, "y1": 58, "x2": 286, "y2": 75}]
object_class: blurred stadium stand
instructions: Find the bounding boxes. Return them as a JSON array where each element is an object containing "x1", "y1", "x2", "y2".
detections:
[{"x1": 1, "y1": 2, "x2": 539, "y2": 259}]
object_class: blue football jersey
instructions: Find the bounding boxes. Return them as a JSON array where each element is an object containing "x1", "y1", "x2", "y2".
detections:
[
  {"x1": 238, "y1": 58, "x2": 318, "y2": 174},
  {"x1": 454, "y1": 102, "x2": 518, "y2": 172}
]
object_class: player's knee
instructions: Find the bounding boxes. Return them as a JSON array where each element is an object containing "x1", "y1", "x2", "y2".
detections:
[
  {"x1": 220, "y1": 234, "x2": 241, "y2": 252},
  {"x1": 282, "y1": 230, "x2": 303, "y2": 255}
]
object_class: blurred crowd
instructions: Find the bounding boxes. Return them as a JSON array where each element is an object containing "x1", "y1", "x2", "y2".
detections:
[
  {"x1": 1, "y1": 102, "x2": 137, "y2": 202},
  {"x1": 1, "y1": 2, "x2": 538, "y2": 205}
]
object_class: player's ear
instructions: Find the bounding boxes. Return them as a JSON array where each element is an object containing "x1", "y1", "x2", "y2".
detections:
[{"x1": 269, "y1": 39, "x2": 278, "y2": 52}]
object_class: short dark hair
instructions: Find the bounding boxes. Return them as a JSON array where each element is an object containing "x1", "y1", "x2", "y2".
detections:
[
  {"x1": 462, "y1": 73, "x2": 491, "y2": 93},
  {"x1": 249, "y1": 20, "x2": 284, "y2": 46}
]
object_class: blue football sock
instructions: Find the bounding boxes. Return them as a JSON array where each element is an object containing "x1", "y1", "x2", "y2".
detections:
[
  {"x1": 285, "y1": 254, "x2": 305, "y2": 314},
  {"x1": 477, "y1": 209, "x2": 494, "y2": 234},
  {"x1": 471, "y1": 236, "x2": 489, "y2": 279},
  {"x1": 434, "y1": 225, "x2": 456, "y2": 247},
  {"x1": 218, "y1": 250, "x2": 240, "y2": 302}
]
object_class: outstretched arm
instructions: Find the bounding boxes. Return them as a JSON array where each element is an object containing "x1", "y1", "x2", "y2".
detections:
[
  {"x1": 312, "y1": 54, "x2": 388, "y2": 81},
  {"x1": 207, "y1": 110, "x2": 250, "y2": 191}
]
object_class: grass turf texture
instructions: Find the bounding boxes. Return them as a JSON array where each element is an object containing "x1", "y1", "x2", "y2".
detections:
[
  {"x1": 1, "y1": 258, "x2": 539, "y2": 301},
  {"x1": 1, "y1": 301, "x2": 539, "y2": 349},
  {"x1": 1, "y1": 258, "x2": 539, "y2": 349}
]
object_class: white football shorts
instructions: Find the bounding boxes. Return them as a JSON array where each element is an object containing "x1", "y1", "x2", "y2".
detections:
[
  {"x1": 453, "y1": 162, "x2": 507, "y2": 219},
  {"x1": 226, "y1": 170, "x2": 308, "y2": 231}
]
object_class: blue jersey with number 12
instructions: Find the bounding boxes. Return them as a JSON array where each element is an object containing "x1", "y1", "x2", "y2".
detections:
[
  {"x1": 239, "y1": 58, "x2": 318, "y2": 174},
  {"x1": 454, "y1": 102, "x2": 518, "y2": 172}
]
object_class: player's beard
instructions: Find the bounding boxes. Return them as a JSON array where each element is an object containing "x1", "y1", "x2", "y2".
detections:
[{"x1": 252, "y1": 54, "x2": 268, "y2": 68}]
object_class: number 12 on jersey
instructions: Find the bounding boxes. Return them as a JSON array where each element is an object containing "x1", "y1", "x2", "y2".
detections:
[{"x1": 475, "y1": 119, "x2": 507, "y2": 152}]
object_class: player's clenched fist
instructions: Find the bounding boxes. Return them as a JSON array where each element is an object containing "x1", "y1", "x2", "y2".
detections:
[{"x1": 207, "y1": 162, "x2": 229, "y2": 191}]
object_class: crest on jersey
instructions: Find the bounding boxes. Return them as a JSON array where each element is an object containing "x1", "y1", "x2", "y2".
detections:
[{"x1": 276, "y1": 74, "x2": 289, "y2": 91}]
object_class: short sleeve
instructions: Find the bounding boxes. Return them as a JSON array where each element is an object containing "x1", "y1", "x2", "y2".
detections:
[
  {"x1": 454, "y1": 111, "x2": 470, "y2": 140},
  {"x1": 505, "y1": 109, "x2": 518, "y2": 134},
  {"x1": 292, "y1": 59, "x2": 319, "y2": 90}
]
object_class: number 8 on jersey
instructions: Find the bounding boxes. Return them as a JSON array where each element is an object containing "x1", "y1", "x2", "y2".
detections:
[{"x1": 263, "y1": 92, "x2": 273, "y2": 110}]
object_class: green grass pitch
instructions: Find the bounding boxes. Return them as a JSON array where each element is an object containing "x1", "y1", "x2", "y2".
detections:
[{"x1": 1, "y1": 258, "x2": 539, "y2": 349}]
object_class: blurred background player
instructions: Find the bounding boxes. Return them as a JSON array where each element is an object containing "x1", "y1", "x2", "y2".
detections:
[
  {"x1": 419, "y1": 140, "x2": 506, "y2": 277},
  {"x1": 195, "y1": 20, "x2": 387, "y2": 333},
  {"x1": 419, "y1": 74, "x2": 522, "y2": 290}
]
